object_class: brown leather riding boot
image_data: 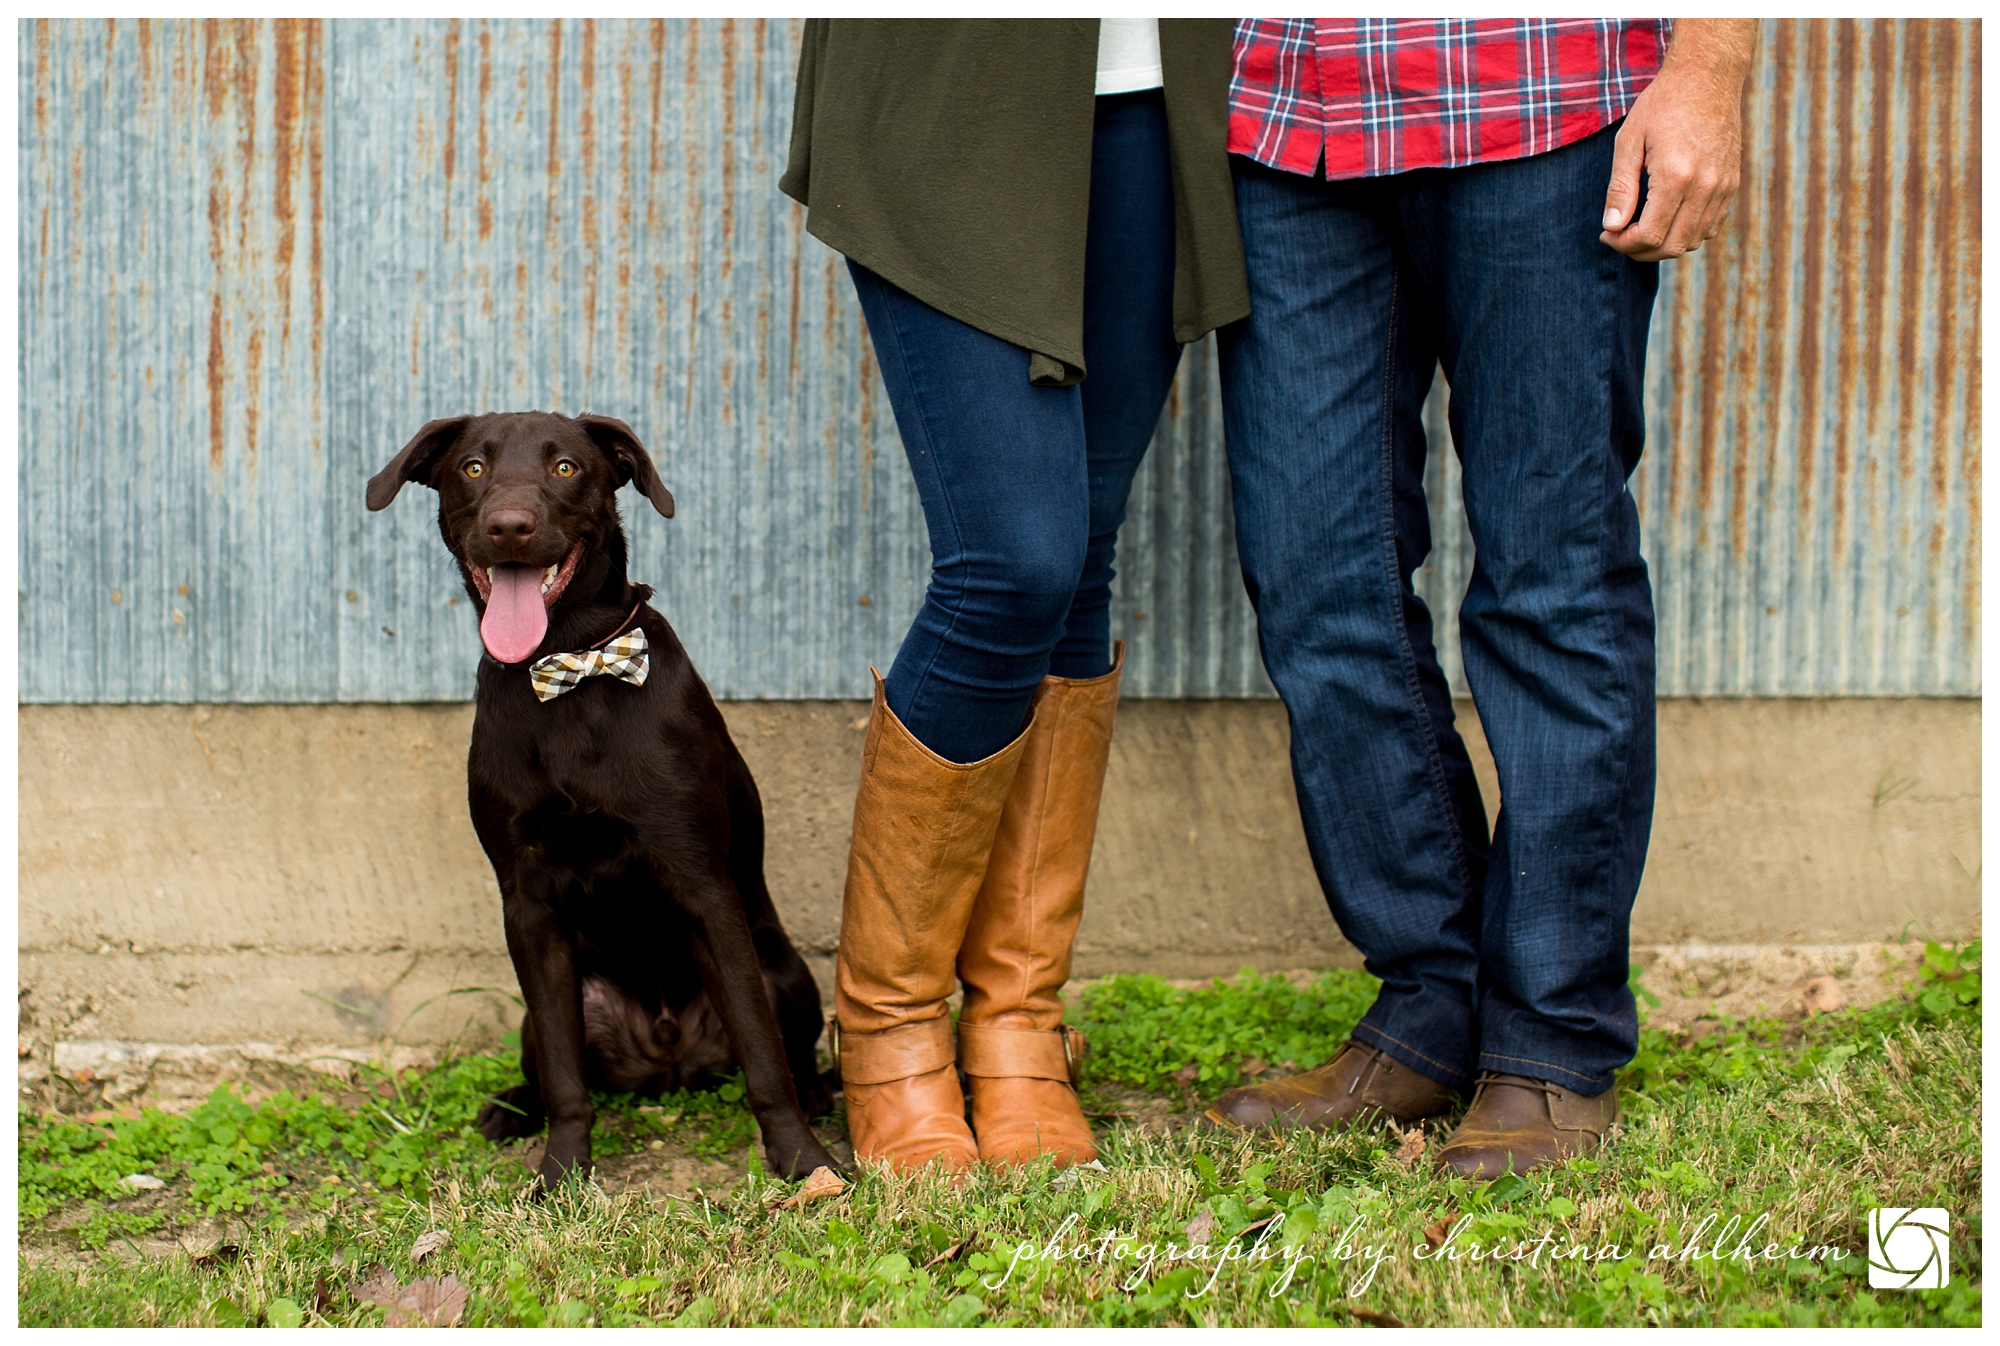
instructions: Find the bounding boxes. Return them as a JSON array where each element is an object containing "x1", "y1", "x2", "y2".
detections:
[
  {"x1": 833, "y1": 673, "x2": 1031, "y2": 1173},
  {"x1": 1433, "y1": 1073, "x2": 1619, "y2": 1178},
  {"x1": 956, "y1": 646, "x2": 1124, "y2": 1167},
  {"x1": 1203, "y1": 1040, "x2": 1456, "y2": 1133}
]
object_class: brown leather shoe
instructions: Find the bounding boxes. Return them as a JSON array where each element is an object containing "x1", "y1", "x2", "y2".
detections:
[
  {"x1": 957, "y1": 646, "x2": 1123, "y2": 1167},
  {"x1": 1203, "y1": 1040, "x2": 1455, "y2": 1133},
  {"x1": 1433, "y1": 1073, "x2": 1619, "y2": 1178},
  {"x1": 833, "y1": 672, "x2": 1031, "y2": 1173}
]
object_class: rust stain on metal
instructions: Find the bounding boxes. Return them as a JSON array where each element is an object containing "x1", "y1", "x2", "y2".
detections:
[
  {"x1": 1893, "y1": 26, "x2": 1927, "y2": 466},
  {"x1": 244, "y1": 328, "x2": 262, "y2": 458},
  {"x1": 307, "y1": 18, "x2": 325, "y2": 395},
  {"x1": 1827, "y1": 20, "x2": 1858, "y2": 564},
  {"x1": 1863, "y1": 26, "x2": 1893, "y2": 449},
  {"x1": 1655, "y1": 232, "x2": 1683, "y2": 521},
  {"x1": 232, "y1": 21, "x2": 258, "y2": 257},
  {"x1": 683, "y1": 22, "x2": 703, "y2": 415},
  {"x1": 207, "y1": 174, "x2": 225, "y2": 468},
  {"x1": 476, "y1": 22, "x2": 494, "y2": 241},
  {"x1": 35, "y1": 18, "x2": 51, "y2": 135},
  {"x1": 1791, "y1": 22, "x2": 1829, "y2": 548},
  {"x1": 581, "y1": 20, "x2": 600, "y2": 369},
  {"x1": 647, "y1": 24, "x2": 669, "y2": 399},
  {"x1": 858, "y1": 322, "x2": 876, "y2": 510},
  {"x1": 545, "y1": 20, "x2": 564, "y2": 252},
  {"x1": 1704, "y1": 193, "x2": 1737, "y2": 556},
  {"x1": 719, "y1": 18, "x2": 738, "y2": 281},
  {"x1": 1959, "y1": 26, "x2": 1983, "y2": 651},
  {"x1": 646, "y1": 20, "x2": 666, "y2": 237},
  {"x1": 1926, "y1": 20, "x2": 1962, "y2": 572},
  {"x1": 270, "y1": 18, "x2": 306, "y2": 347},
  {"x1": 750, "y1": 17, "x2": 770, "y2": 160},
  {"x1": 202, "y1": 18, "x2": 225, "y2": 121},
  {"x1": 1750, "y1": 25, "x2": 1790, "y2": 562},
  {"x1": 615, "y1": 53, "x2": 635, "y2": 361},
  {"x1": 441, "y1": 19, "x2": 460, "y2": 243}
]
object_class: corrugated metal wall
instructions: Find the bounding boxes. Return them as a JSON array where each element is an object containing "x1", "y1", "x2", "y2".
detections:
[{"x1": 18, "y1": 18, "x2": 1980, "y2": 703}]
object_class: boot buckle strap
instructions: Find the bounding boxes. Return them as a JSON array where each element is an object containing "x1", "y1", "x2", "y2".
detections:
[
  {"x1": 834, "y1": 1017, "x2": 957, "y2": 1086},
  {"x1": 958, "y1": 1023, "x2": 1086, "y2": 1088}
]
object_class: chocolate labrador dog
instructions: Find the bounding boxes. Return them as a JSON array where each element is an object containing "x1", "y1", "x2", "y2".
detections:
[{"x1": 367, "y1": 410, "x2": 839, "y2": 1187}]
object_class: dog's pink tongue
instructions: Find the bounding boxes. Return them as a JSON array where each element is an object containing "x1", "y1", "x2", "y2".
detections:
[{"x1": 480, "y1": 564, "x2": 548, "y2": 664}]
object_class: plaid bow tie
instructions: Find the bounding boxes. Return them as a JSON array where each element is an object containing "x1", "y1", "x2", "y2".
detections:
[{"x1": 528, "y1": 627, "x2": 650, "y2": 702}]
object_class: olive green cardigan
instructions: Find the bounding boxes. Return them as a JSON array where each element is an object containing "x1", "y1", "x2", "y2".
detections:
[{"x1": 780, "y1": 19, "x2": 1249, "y2": 386}]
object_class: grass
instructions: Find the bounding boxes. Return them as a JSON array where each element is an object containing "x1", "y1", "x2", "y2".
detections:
[{"x1": 17, "y1": 943, "x2": 1982, "y2": 1327}]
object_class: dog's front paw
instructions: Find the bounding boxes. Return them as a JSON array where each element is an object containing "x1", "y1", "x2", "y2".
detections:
[
  {"x1": 766, "y1": 1134, "x2": 843, "y2": 1182},
  {"x1": 531, "y1": 1150, "x2": 594, "y2": 1199},
  {"x1": 476, "y1": 1085, "x2": 546, "y2": 1142}
]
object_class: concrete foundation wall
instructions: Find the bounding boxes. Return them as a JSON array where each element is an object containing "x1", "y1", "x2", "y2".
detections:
[{"x1": 18, "y1": 698, "x2": 1980, "y2": 1049}]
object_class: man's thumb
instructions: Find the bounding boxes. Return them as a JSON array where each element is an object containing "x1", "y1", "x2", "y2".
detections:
[{"x1": 1602, "y1": 127, "x2": 1645, "y2": 230}]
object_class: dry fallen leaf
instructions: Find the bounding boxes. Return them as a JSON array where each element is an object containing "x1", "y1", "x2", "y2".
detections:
[
  {"x1": 409, "y1": 1229, "x2": 449, "y2": 1263},
  {"x1": 1393, "y1": 1128, "x2": 1428, "y2": 1165},
  {"x1": 1349, "y1": 1306, "x2": 1405, "y2": 1328},
  {"x1": 1421, "y1": 1218, "x2": 1454, "y2": 1253},
  {"x1": 353, "y1": 1270, "x2": 401, "y2": 1306},
  {"x1": 778, "y1": 1165, "x2": 847, "y2": 1210},
  {"x1": 1182, "y1": 1211, "x2": 1216, "y2": 1246},
  {"x1": 921, "y1": 1240, "x2": 966, "y2": 1270},
  {"x1": 1239, "y1": 1057, "x2": 1269, "y2": 1077},
  {"x1": 191, "y1": 1243, "x2": 244, "y2": 1270},
  {"x1": 356, "y1": 1272, "x2": 468, "y2": 1327},
  {"x1": 1801, "y1": 976, "x2": 1846, "y2": 1016}
]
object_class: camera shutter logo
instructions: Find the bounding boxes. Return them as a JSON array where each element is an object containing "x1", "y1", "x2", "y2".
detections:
[{"x1": 1868, "y1": 1209, "x2": 1948, "y2": 1289}]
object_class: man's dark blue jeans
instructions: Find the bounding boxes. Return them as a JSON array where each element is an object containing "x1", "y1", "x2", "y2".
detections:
[
  {"x1": 848, "y1": 89, "x2": 1183, "y2": 764},
  {"x1": 1217, "y1": 122, "x2": 1660, "y2": 1097}
]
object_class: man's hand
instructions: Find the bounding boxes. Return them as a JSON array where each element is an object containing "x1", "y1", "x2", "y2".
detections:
[{"x1": 1601, "y1": 19, "x2": 1757, "y2": 261}]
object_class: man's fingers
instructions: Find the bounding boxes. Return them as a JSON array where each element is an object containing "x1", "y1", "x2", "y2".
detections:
[
  {"x1": 1672, "y1": 170, "x2": 1737, "y2": 257},
  {"x1": 1607, "y1": 169, "x2": 1686, "y2": 259},
  {"x1": 1700, "y1": 175, "x2": 1741, "y2": 244},
  {"x1": 1659, "y1": 194, "x2": 1709, "y2": 259},
  {"x1": 1602, "y1": 123, "x2": 1647, "y2": 230}
]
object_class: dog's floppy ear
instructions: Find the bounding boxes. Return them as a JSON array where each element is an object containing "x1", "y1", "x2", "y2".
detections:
[
  {"x1": 579, "y1": 414, "x2": 675, "y2": 518},
  {"x1": 368, "y1": 417, "x2": 471, "y2": 511}
]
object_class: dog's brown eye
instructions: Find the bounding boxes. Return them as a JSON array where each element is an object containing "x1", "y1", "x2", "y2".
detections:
[
  {"x1": 555, "y1": 460, "x2": 577, "y2": 478},
  {"x1": 464, "y1": 461, "x2": 484, "y2": 479}
]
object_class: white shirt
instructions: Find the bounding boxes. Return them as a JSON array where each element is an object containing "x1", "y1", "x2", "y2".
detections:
[{"x1": 1095, "y1": 18, "x2": 1163, "y2": 96}]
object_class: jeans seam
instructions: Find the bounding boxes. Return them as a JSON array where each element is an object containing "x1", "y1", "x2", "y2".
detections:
[
  {"x1": 1356, "y1": 1024, "x2": 1465, "y2": 1081},
  {"x1": 1372, "y1": 271, "x2": 1478, "y2": 904},
  {"x1": 1581, "y1": 241, "x2": 1643, "y2": 1001},
  {"x1": 1481, "y1": 1051, "x2": 1606, "y2": 1087}
]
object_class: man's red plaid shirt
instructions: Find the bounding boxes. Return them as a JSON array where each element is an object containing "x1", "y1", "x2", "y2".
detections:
[{"x1": 1229, "y1": 19, "x2": 1671, "y2": 180}]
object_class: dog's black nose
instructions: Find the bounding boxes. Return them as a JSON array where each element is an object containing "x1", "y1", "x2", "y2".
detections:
[{"x1": 486, "y1": 508, "x2": 537, "y2": 547}]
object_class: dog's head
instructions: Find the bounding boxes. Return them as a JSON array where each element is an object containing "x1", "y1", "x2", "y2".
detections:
[{"x1": 366, "y1": 411, "x2": 675, "y2": 664}]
